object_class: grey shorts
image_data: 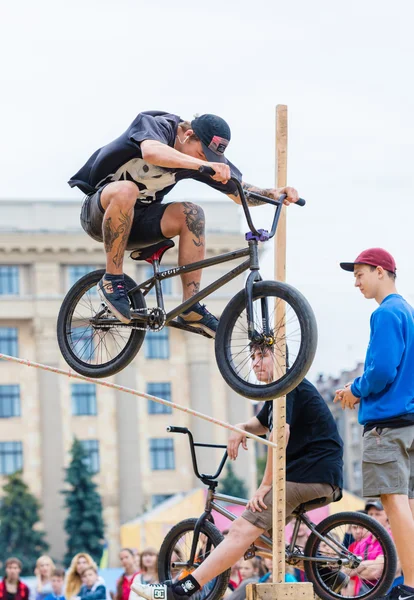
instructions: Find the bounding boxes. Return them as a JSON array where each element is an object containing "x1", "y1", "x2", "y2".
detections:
[
  {"x1": 362, "y1": 425, "x2": 414, "y2": 498},
  {"x1": 80, "y1": 186, "x2": 172, "y2": 250},
  {"x1": 241, "y1": 482, "x2": 337, "y2": 532}
]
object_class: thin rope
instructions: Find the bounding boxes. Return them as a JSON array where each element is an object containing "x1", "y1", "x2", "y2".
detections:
[{"x1": 0, "y1": 353, "x2": 277, "y2": 449}]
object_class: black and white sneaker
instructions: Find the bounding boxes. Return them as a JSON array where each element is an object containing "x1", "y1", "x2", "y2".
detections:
[
  {"x1": 132, "y1": 582, "x2": 176, "y2": 600},
  {"x1": 132, "y1": 575, "x2": 200, "y2": 600},
  {"x1": 377, "y1": 584, "x2": 414, "y2": 600},
  {"x1": 97, "y1": 276, "x2": 131, "y2": 324}
]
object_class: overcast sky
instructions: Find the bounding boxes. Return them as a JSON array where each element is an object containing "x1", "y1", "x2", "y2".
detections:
[{"x1": 1, "y1": 0, "x2": 413, "y2": 379}]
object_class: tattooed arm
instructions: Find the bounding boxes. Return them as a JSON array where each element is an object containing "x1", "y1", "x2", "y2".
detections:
[{"x1": 228, "y1": 182, "x2": 300, "y2": 207}]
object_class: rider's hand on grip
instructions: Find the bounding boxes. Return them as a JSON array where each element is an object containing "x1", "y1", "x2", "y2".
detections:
[{"x1": 200, "y1": 163, "x2": 230, "y2": 184}]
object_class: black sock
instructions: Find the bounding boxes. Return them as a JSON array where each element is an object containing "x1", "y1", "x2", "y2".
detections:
[
  {"x1": 105, "y1": 273, "x2": 124, "y2": 281},
  {"x1": 172, "y1": 575, "x2": 200, "y2": 597}
]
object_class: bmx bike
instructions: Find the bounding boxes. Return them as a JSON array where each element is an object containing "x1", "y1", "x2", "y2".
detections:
[
  {"x1": 158, "y1": 427, "x2": 397, "y2": 600},
  {"x1": 57, "y1": 167, "x2": 317, "y2": 400}
]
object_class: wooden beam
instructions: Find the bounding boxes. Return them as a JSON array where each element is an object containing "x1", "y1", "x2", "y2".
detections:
[
  {"x1": 272, "y1": 104, "x2": 288, "y2": 584},
  {"x1": 247, "y1": 582, "x2": 314, "y2": 600}
]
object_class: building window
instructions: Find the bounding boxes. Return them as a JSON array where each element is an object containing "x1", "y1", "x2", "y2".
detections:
[
  {"x1": 145, "y1": 266, "x2": 173, "y2": 296},
  {"x1": 67, "y1": 265, "x2": 97, "y2": 289},
  {"x1": 145, "y1": 329, "x2": 169, "y2": 359},
  {"x1": 152, "y1": 494, "x2": 173, "y2": 507},
  {"x1": 71, "y1": 384, "x2": 97, "y2": 416},
  {"x1": 147, "y1": 382, "x2": 172, "y2": 414},
  {"x1": 0, "y1": 266, "x2": 19, "y2": 296},
  {"x1": 0, "y1": 442, "x2": 23, "y2": 475},
  {"x1": 70, "y1": 327, "x2": 95, "y2": 361},
  {"x1": 0, "y1": 327, "x2": 18, "y2": 356},
  {"x1": 0, "y1": 385, "x2": 21, "y2": 418},
  {"x1": 351, "y1": 422, "x2": 360, "y2": 444},
  {"x1": 150, "y1": 438, "x2": 175, "y2": 470},
  {"x1": 80, "y1": 440, "x2": 100, "y2": 474}
]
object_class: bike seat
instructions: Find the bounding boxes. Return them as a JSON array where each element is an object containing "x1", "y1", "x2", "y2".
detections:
[
  {"x1": 129, "y1": 240, "x2": 175, "y2": 263},
  {"x1": 295, "y1": 496, "x2": 329, "y2": 513}
]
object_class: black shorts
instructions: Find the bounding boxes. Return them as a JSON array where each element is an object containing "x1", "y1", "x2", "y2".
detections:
[{"x1": 80, "y1": 186, "x2": 172, "y2": 250}]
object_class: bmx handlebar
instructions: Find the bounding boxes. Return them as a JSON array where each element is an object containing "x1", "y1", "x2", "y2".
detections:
[
  {"x1": 199, "y1": 165, "x2": 305, "y2": 239},
  {"x1": 167, "y1": 426, "x2": 228, "y2": 483}
]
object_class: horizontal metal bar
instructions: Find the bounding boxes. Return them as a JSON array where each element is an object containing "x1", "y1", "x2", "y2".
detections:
[
  {"x1": 194, "y1": 443, "x2": 228, "y2": 449},
  {"x1": 157, "y1": 247, "x2": 250, "y2": 281}
]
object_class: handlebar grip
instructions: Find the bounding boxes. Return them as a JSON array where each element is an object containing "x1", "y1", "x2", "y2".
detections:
[
  {"x1": 296, "y1": 198, "x2": 306, "y2": 207},
  {"x1": 166, "y1": 426, "x2": 189, "y2": 434},
  {"x1": 199, "y1": 166, "x2": 216, "y2": 176}
]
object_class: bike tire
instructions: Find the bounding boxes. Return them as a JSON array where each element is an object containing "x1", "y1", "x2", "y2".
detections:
[
  {"x1": 57, "y1": 269, "x2": 146, "y2": 378},
  {"x1": 158, "y1": 518, "x2": 230, "y2": 600},
  {"x1": 215, "y1": 280, "x2": 317, "y2": 400},
  {"x1": 304, "y1": 511, "x2": 397, "y2": 600}
]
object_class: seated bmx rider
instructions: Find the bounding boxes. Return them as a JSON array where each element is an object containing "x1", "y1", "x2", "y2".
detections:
[
  {"x1": 69, "y1": 110, "x2": 299, "y2": 334},
  {"x1": 133, "y1": 343, "x2": 345, "y2": 600}
]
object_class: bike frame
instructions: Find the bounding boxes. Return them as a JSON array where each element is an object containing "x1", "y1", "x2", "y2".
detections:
[
  {"x1": 125, "y1": 177, "x2": 286, "y2": 337},
  {"x1": 167, "y1": 427, "x2": 354, "y2": 569}
]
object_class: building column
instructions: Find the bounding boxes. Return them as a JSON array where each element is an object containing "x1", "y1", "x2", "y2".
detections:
[
  {"x1": 35, "y1": 319, "x2": 66, "y2": 560},
  {"x1": 115, "y1": 364, "x2": 143, "y2": 523}
]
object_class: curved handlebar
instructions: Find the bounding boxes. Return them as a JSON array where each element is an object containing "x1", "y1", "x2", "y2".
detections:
[
  {"x1": 167, "y1": 425, "x2": 228, "y2": 482},
  {"x1": 198, "y1": 166, "x2": 305, "y2": 239},
  {"x1": 166, "y1": 426, "x2": 189, "y2": 434}
]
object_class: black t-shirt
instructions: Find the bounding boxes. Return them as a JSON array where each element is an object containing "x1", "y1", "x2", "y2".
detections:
[
  {"x1": 68, "y1": 110, "x2": 242, "y2": 204},
  {"x1": 256, "y1": 378, "x2": 343, "y2": 488}
]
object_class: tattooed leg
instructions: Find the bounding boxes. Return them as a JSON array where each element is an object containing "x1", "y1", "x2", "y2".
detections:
[
  {"x1": 160, "y1": 202, "x2": 206, "y2": 301},
  {"x1": 100, "y1": 181, "x2": 137, "y2": 274}
]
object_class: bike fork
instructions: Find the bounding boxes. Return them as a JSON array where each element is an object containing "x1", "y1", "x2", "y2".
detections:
[{"x1": 245, "y1": 241, "x2": 272, "y2": 339}]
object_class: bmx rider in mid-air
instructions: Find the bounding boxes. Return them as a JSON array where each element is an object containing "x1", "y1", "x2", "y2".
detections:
[{"x1": 69, "y1": 110, "x2": 300, "y2": 334}]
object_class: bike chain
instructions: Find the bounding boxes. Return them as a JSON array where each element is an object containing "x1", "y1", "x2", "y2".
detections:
[{"x1": 94, "y1": 307, "x2": 166, "y2": 332}]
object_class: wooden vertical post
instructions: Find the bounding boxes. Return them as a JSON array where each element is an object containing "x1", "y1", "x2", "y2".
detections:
[
  {"x1": 247, "y1": 106, "x2": 314, "y2": 600},
  {"x1": 272, "y1": 105, "x2": 288, "y2": 584}
]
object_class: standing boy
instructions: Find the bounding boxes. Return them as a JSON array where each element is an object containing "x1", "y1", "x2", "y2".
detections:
[{"x1": 335, "y1": 248, "x2": 414, "y2": 600}]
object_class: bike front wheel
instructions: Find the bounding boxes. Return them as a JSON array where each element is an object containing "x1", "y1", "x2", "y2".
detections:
[
  {"x1": 215, "y1": 280, "x2": 317, "y2": 400},
  {"x1": 304, "y1": 511, "x2": 397, "y2": 600},
  {"x1": 57, "y1": 269, "x2": 146, "y2": 378},
  {"x1": 158, "y1": 518, "x2": 230, "y2": 600}
]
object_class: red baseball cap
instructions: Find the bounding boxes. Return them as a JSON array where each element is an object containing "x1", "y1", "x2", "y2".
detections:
[{"x1": 340, "y1": 248, "x2": 396, "y2": 273}]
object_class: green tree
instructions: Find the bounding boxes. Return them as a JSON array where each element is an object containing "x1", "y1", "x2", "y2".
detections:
[
  {"x1": 62, "y1": 439, "x2": 104, "y2": 567},
  {"x1": 0, "y1": 471, "x2": 49, "y2": 575},
  {"x1": 219, "y1": 463, "x2": 248, "y2": 498}
]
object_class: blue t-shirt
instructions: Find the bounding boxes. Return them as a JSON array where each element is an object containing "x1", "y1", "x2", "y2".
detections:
[
  {"x1": 68, "y1": 111, "x2": 242, "y2": 204},
  {"x1": 351, "y1": 294, "x2": 414, "y2": 426}
]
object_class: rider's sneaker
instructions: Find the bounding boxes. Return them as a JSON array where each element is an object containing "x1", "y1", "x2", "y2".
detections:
[
  {"x1": 178, "y1": 302, "x2": 218, "y2": 337},
  {"x1": 377, "y1": 584, "x2": 414, "y2": 600},
  {"x1": 132, "y1": 575, "x2": 200, "y2": 600},
  {"x1": 97, "y1": 275, "x2": 131, "y2": 324}
]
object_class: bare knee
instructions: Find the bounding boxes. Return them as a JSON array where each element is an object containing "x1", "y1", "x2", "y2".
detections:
[
  {"x1": 101, "y1": 181, "x2": 138, "y2": 212},
  {"x1": 227, "y1": 517, "x2": 263, "y2": 544}
]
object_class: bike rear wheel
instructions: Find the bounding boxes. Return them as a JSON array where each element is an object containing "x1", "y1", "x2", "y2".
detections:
[
  {"x1": 215, "y1": 280, "x2": 317, "y2": 400},
  {"x1": 57, "y1": 269, "x2": 146, "y2": 378},
  {"x1": 158, "y1": 518, "x2": 230, "y2": 600},
  {"x1": 304, "y1": 511, "x2": 397, "y2": 600}
]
